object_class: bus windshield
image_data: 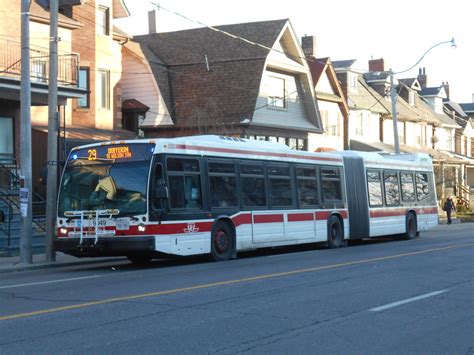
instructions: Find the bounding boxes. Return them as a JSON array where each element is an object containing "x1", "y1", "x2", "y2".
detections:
[{"x1": 58, "y1": 143, "x2": 154, "y2": 217}]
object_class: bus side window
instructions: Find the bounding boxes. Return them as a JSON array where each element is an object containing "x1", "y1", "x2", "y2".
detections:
[
  {"x1": 400, "y1": 172, "x2": 415, "y2": 202},
  {"x1": 321, "y1": 167, "x2": 342, "y2": 201},
  {"x1": 383, "y1": 171, "x2": 400, "y2": 205},
  {"x1": 152, "y1": 163, "x2": 167, "y2": 209},
  {"x1": 167, "y1": 158, "x2": 202, "y2": 210},
  {"x1": 367, "y1": 169, "x2": 383, "y2": 206},
  {"x1": 415, "y1": 172, "x2": 430, "y2": 201}
]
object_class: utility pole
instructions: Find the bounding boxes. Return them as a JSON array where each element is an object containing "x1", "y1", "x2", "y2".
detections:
[
  {"x1": 389, "y1": 70, "x2": 400, "y2": 154},
  {"x1": 20, "y1": 0, "x2": 32, "y2": 264},
  {"x1": 45, "y1": 0, "x2": 58, "y2": 263}
]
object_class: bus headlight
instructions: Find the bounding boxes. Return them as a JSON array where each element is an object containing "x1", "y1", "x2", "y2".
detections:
[
  {"x1": 59, "y1": 228, "x2": 68, "y2": 235},
  {"x1": 138, "y1": 224, "x2": 146, "y2": 232}
]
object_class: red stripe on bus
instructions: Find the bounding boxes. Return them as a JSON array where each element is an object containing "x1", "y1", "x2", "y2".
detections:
[
  {"x1": 288, "y1": 213, "x2": 314, "y2": 222},
  {"x1": 232, "y1": 213, "x2": 252, "y2": 227},
  {"x1": 172, "y1": 144, "x2": 342, "y2": 163},
  {"x1": 315, "y1": 210, "x2": 348, "y2": 220},
  {"x1": 370, "y1": 206, "x2": 438, "y2": 218},
  {"x1": 253, "y1": 214, "x2": 284, "y2": 223}
]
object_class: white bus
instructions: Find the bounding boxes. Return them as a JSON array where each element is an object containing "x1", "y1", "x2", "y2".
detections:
[{"x1": 55, "y1": 135, "x2": 438, "y2": 264}]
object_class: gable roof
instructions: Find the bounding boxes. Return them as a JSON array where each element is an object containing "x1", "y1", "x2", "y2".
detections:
[
  {"x1": 307, "y1": 56, "x2": 349, "y2": 118},
  {"x1": 132, "y1": 19, "x2": 291, "y2": 129},
  {"x1": 460, "y1": 103, "x2": 474, "y2": 113},
  {"x1": 420, "y1": 86, "x2": 444, "y2": 97},
  {"x1": 332, "y1": 59, "x2": 357, "y2": 69}
]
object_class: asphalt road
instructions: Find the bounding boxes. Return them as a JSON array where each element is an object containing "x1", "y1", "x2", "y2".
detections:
[{"x1": 1, "y1": 224, "x2": 473, "y2": 354}]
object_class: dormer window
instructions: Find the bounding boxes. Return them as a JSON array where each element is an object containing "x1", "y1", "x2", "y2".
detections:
[
  {"x1": 267, "y1": 76, "x2": 286, "y2": 109},
  {"x1": 97, "y1": 6, "x2": 110, "y2": 36},
  {"x1": 409, "y1": 91, "x2": 415, "y2": 106}
]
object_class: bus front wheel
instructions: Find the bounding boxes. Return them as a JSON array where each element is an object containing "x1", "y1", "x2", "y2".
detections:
[
  {"x1": 210, "y1": 221, "x2": 234, "y2": 261},
  {"x1": 327, "y1": 215, "x2": 344, "y2": 249},
  {"x1": 404, "y1": 213, "x2": 418, "y2": 240}
]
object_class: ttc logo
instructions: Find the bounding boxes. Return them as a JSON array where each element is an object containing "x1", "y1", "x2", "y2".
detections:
[{"x1": 184, "y1": 223, "x2": 199, "y2": 233}]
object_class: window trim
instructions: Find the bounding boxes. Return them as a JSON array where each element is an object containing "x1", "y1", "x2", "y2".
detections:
[
  {"x1": 98, "y1": 69, "x2": 110, "y2": 110},
  {"x1": 78, "y1": 67, "x2": 90, "y2": 108},
  {"x1": 97, "y1": 6, "x2": 110, "y2": 36}
]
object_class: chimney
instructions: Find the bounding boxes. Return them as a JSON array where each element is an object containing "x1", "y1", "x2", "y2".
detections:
[
  {"x1": 442, "y1": 81, "x2": 450, "y2": 100},
  {"x1": 301, "y1": 35, "x2": 316, "y2": 58},
  {"x1": 148, "y1": 10, "x2": 157, "y2": 34},
  {"x1": 368, "y1": 58, "x2": 385, "y2": 72},
  {"x1": 417, "y1": 67, "x2": 427, "y2": 88}
]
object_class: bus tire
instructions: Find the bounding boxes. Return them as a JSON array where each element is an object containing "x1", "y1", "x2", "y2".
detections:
[
  {"x1": 127, "y1": 253, "x2": 153, "y2": 265},
  {"x1": 327, "y1": 215, "x2": 344, "y2": 249},
  {"x1": 404, "y1": 213, "x2": 417, "y2": 240},
  {"x1": 210, "y1": 220, "x2": 234, "y2": 261}
]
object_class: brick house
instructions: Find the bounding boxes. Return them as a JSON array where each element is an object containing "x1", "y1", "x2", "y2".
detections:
[
  {"x1": 123, "y1": 18, "x2": 323, "y2": 150},
  {"x1": 0, "y1": 0, "x2": 138, "y2": 199}
]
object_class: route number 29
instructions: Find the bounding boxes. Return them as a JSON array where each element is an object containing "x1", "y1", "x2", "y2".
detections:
[{"x1": 88, "y1": 149, "x2": 97, "y2": 161}]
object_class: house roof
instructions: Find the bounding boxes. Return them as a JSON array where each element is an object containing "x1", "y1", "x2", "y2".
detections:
[
  {"x1": 460, "y1": 103, "x2": 474, "y2": 113},
  {"x1": 332, "y1": 59, "x2": 357, "y2": 69},
  {"x1": 350, "y1": 139, "x2": 473, "y2": 164},
  {"x1": 419, "y1": 87, "x2": 442, "y2": 96},
  {"x1": 307, "y1": 56, "x2": 348, "y2": 118},
  {"x1": 132, "y1": 19, "x2": 290, "y2": 129},
  {"x1": 122, "y1": 99, "x2": 149, "y2": 111}
]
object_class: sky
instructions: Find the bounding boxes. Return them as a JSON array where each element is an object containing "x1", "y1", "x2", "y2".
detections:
[{"x1": 115, "y1": 0, "x2": 474, "y2": 104}]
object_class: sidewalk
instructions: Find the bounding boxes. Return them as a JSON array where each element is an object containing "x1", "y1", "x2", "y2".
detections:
[{"x1": 0, "y1": 252, "x2": 126, "y2": 274}]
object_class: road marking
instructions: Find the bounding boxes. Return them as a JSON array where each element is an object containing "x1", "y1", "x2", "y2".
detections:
[
  {"x1": 0, "y1": 242, "x2": 472, "y2": 321},
  {"x1": 0, "y1": 275, "x2": 102, "y2": 289},
  {"x1": 369, "y1": 289, "x2": 448, "y2": 312}
]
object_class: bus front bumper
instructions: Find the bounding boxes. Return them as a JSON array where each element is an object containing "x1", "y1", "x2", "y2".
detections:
[{"x1": 55, "y1": 236, "x2": 156, "y2": 257}]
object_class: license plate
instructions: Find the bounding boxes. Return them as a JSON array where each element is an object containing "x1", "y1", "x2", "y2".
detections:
[{"x1": 116, "y1": 218, "x2": 130, "y2": 230}]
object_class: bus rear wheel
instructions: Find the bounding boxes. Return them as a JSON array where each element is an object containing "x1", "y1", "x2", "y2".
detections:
[
  {"x1": 327, "y1": 215, "x2": 344, "y2": 249},
  {"x1": 210, "y1": 221, "x2": 234, "y2": 261},
  {"x1": 404, "y1": 213, "x2": 417, "y2": 240}
]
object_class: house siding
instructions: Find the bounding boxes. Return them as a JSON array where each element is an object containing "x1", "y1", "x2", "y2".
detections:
[
  {"x1": 121, "y1": 50, "x2": 173, "y2": 127},
  {"x1": 252, "y1": 71, "x2": 312, "y2": 130}
]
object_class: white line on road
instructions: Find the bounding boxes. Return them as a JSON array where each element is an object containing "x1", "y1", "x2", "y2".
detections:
[
  {"x1": 0, "y1": 275, "x2": 102, "y2": 289},
  {"x1": 369, "y1": 289, "x2": 449, "y2": 312}
]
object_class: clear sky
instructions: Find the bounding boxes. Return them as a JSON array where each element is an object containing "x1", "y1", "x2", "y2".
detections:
[{"x1": 116, "y1": 0, "x2": 474, "y2": 104}]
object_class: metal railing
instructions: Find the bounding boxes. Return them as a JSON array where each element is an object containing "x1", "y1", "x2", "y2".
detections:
[
  {"x1": 0, "y1": 161, "x2": 46, "y2": 249},
  {"x1": 456, "y1": 184, "x2": 470, "y2": 209},
  {"x1": 0, "y1": 38, "x2": 79, "y2": 86}
]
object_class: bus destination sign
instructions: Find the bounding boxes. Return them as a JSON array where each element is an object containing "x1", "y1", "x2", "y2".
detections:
[{"x1": 70, "y1": 143, "x2": 155, "y2": 162}]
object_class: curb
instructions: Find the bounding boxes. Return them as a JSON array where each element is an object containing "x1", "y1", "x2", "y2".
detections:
[{"x1": 0, "y1": 257, "x2": 128, "y2": 274}]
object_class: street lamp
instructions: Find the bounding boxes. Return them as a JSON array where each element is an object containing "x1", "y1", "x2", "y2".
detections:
[{"x1": 389, "y1": 38, "x2": 456, "y2": 154}]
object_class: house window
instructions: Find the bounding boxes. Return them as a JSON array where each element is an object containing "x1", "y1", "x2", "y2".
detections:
[
  {"x1": 97, "y1": 6, "x2": 110, "y2": 36},
  {"x1": 0, "y1": 117, "x2": 14, "y2": 157},
  {"x1": 267, "y1": 76, "x2": 286, "y2": 108},
  {"x1": 409, "y1": 91, "x2": 415, "y2": 106},
  {"x1": 77, "y1": 67, "x2": 90, "y2": 108},
  {"x1": 98, "y1": 69, "x2": 110, "y2": 109},
  {"x1": 348, "y1": 73, "x2": 358, "y2": 91},
  {"x1": 355, "y1": 113, "x2": 364, "y2": 136}
]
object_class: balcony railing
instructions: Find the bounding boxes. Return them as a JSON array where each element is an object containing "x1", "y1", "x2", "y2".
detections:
[{"x1": 0, "y1": 38, "x2": 78, "y2": 86}]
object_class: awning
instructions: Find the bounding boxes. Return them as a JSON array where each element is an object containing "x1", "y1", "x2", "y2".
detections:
[{"x1": 33, "y1": 124, "x2": 138, "y2": 142}]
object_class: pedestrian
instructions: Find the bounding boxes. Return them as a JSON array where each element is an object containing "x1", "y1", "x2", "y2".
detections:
[{"x1": 443, "y1": 196, "x2": 456, "y2": 225}]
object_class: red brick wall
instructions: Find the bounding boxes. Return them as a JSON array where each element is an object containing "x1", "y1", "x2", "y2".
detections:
[{"x1": 71, "y1": 1, "x2": 97, "y2": 127}]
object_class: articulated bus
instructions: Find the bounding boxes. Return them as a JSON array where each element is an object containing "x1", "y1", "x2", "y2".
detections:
[{"x1": 55, "y1": 135, "x2": 438, "y2": 264}]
